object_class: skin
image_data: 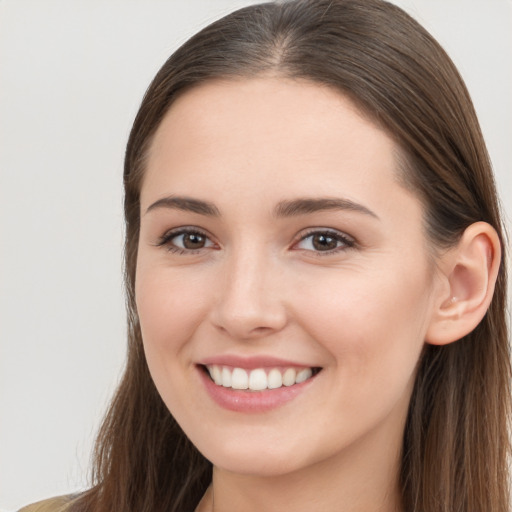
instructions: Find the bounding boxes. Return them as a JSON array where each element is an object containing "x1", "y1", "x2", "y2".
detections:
[{"x1": 135, "y1": 77, "x2": 446, "y2": 512}]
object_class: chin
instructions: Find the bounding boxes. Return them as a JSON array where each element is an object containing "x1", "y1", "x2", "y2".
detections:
[
  {"x1": 211, "y1": 452, "x2": 306, "y2": 478},
  {"x1": 193, "y1": 429, "x2": 325, "y2": 478}
]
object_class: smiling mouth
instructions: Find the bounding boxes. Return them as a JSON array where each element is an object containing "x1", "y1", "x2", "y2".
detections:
[{"x1": 201, "y1": 365, "x2": 322, "y2": 391}]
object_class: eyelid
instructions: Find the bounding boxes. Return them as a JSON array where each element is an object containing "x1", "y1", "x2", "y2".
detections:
[
  {"x1": 292, "y1": 227, "x2": 356, "y2": 254},
  {"x1": 156, "y1": 226, "x2": 217, "y2": 253}
]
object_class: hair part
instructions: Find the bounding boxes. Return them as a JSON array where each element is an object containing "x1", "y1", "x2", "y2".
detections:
[{"x1": 72, "y1": 1, "x2": 510, "y2": 511}]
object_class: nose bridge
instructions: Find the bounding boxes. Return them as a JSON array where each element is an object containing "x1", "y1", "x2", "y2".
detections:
[{"x1": 211, "y1": 240, "x2": 287, "y2": 339}]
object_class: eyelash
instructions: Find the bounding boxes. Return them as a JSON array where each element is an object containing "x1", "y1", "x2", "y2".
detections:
[
  {"x1": 156, "y1": 227, "x2": 355, "y2": 256},
  {"x1": 156, "y1": 227, "x2": 216, "y2": 255},
  {"x1": 294, "y1": 229, "x2": 355, "y2": 255}
]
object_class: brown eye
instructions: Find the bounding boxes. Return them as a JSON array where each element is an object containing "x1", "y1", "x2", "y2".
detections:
[
  {"x1": 158, "y1": 229, "x2": 215, "y2": 253},
  {"x1": 295, "y1": 229, "x2": 354, "y2": 254},
  {"x1": 182, "y1": 232, "x2": 207, "y2": 249},
  {"x1": 311, "y1": 233, "x2": 339, "y2": 251}
]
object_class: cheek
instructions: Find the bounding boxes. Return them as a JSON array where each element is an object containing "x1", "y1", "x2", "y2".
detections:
[
  {"x1": 294, "y1": 264, "x2": 433, "y2": 384},
  {"x1": 135, "y1": 265, "x2": 211, "y2": 365},
  {"x1": 134, "y1": 263, "x2": 218, "y2": 425}
]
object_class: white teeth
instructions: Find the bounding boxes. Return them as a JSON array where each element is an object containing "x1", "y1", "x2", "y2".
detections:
[
  {"x1": 207, "y1": 365, "x2": 316, "y2": 390},
  {"x1": 267, "y1": 368, "x2": 283, "y2": 389},
  {"x1": 295, "y1": 368, "x2": 313, "y2": 383},
  {"x1": 249, "y1": 368, "x2": 268, "y2": 391},
  {"x1": 212, "y1": 365, "x2": 223, "y2": 385},
  {"x1": 282, "y1": 368, "x2": 296, "y2": 386},
  {"x1": 231, "y1": 368, "x2": 249, "y2": 389},
  {"x1": 221, "y1": 367, "x2": 232, "y2": 387}
]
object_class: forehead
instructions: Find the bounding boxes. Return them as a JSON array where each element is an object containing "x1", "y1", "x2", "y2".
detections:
[
  {"x1": 148, "y1": 77, "x2": 391, "y2": 168},
  {"x1": 142, "y1": 77, "x2": 421, "y2": 230}
]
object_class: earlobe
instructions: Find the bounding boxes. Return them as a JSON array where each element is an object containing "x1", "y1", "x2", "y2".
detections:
[{"x1": 426, "y1": 222, "x2": 501, "y2": 346}]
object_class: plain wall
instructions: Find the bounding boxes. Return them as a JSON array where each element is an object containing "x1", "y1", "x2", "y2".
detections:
[{"x1": 1, "y1": 1, "x2": 510, "y2": 509}]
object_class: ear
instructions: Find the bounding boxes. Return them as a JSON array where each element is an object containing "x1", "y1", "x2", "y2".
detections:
[{"x1": 426, "y1": 222, "x2": 501, "y2": 346}]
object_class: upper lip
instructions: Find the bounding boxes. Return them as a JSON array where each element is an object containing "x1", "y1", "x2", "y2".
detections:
[{"x1": 198, "y1": 354, "x2": 318, "y2": 370}]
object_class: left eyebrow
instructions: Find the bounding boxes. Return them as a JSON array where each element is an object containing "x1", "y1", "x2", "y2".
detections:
[
  {"x1": 144, "y1": 196, "x2": 220, "y2": 217},
  {"x1": 274, "y1": 197, "x2": 379, "y2": 219}
]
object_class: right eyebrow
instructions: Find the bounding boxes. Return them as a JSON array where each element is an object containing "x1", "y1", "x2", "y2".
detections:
[
  {"x1": 274, "y1": 197, "x2": 379, "y2": 219},
  {"x1": 144, "y1": 196, "x2": 221, "y2": 217}
]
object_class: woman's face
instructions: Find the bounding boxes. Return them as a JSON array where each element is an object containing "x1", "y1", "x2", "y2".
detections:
[{"x1": 136, "y1": 78, "x2": 441, "y2": 477}]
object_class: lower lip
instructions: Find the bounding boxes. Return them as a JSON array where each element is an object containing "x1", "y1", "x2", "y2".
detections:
[{"x1": 198, "y1": 367, "x2": 317, "y2": 413}]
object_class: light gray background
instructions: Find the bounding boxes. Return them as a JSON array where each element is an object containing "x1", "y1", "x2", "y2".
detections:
[{"x1": 1, "y1": 0, "x2": 511, "y2": 509}]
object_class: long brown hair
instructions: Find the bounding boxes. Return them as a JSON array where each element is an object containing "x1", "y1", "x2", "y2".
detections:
[{"x1": 72, "y1": 1, "x2": 510, "y2": 511}]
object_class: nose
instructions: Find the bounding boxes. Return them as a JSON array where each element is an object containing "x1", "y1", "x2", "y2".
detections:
[{"x1": 209, "y1": 248, "x2": 288, "y2": 340}]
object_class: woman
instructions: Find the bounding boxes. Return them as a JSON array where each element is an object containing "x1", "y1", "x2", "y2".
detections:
[{"x1": 21, "y1": 0, "x2": 510, "y2": 511}]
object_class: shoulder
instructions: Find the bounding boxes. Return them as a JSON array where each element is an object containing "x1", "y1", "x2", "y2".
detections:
[{"x1": 18, "y1": 494, "x2": 79, "y2": 512}]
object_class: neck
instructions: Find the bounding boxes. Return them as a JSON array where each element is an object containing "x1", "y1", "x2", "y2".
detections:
[{"x1": 201, "y1": 421, "x2": 404, "y2": 512}]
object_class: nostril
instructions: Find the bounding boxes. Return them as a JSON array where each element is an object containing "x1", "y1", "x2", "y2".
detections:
[
  {"x1": 211, "y1": 315, "x2": 287, "y2": 341},
  {"x1": 252, "y1": 326, "x2": 273, "y2": 334}
]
